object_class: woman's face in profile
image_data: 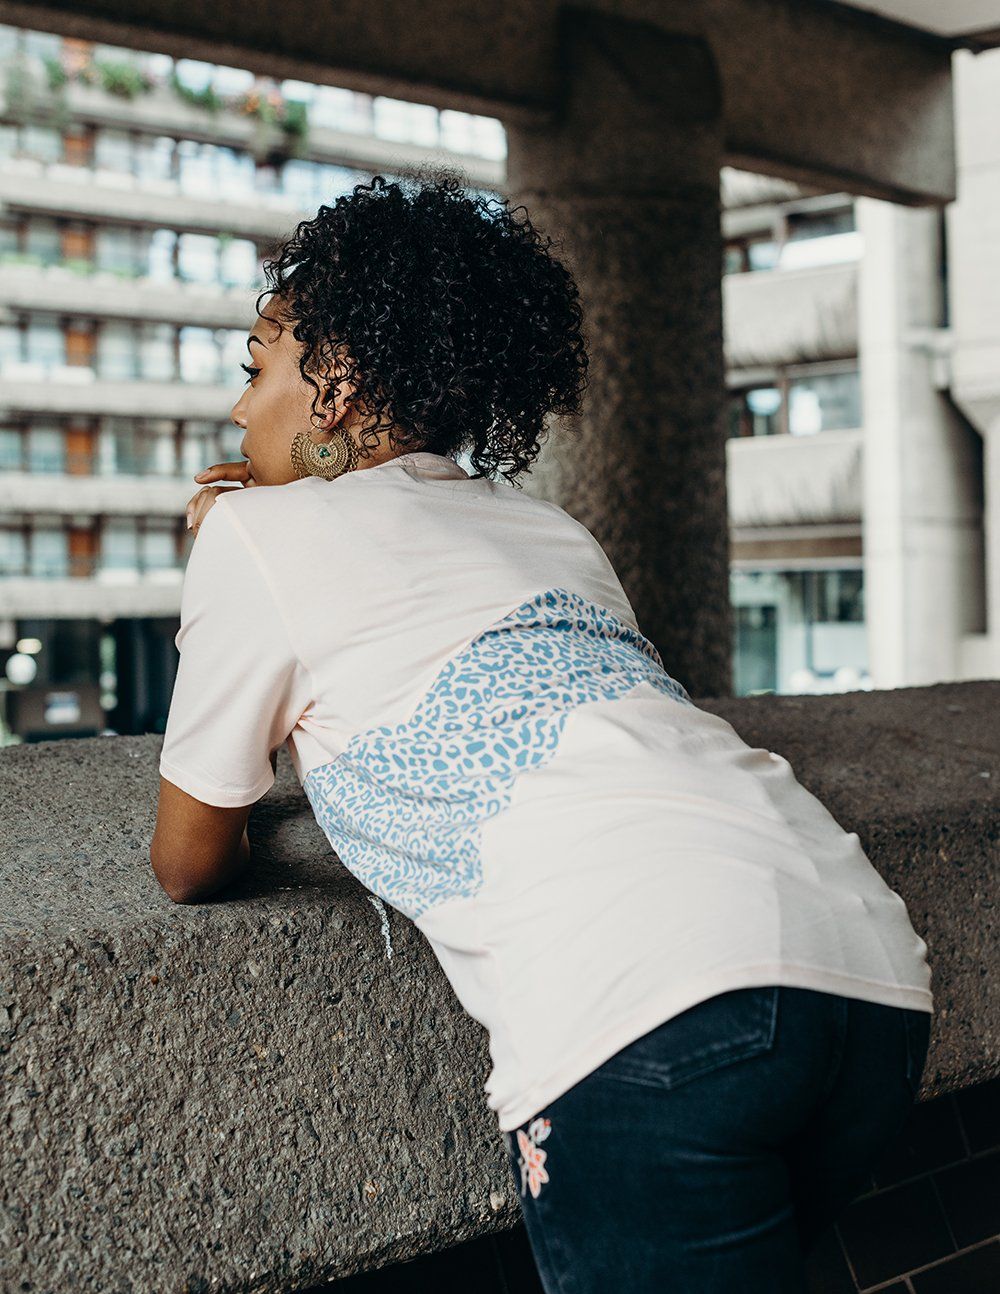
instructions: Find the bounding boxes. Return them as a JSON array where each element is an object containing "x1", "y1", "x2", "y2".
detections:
[{"x1": 229, "y1": 309, "x2": 339, "y2": 487}]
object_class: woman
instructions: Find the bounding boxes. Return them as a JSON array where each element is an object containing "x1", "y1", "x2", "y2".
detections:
[{"x1": 153, "y1": 171, "x2": 933, "y2": 1292}]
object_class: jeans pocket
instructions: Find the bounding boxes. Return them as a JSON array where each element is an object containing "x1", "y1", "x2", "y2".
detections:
[
  {"x1": 902, "y1": 1008, "x2": 932, "y2": 1099},
  {"x1": 595, "y1": 984, "x2": 780, "y2": 1093}
]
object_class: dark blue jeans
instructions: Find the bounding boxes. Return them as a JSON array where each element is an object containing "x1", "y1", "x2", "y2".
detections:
[{"x1": 502, "y1": 984, "x2": 932, "y2": 1292}]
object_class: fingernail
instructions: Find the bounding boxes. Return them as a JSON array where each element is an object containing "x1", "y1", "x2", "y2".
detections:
[{"x1": 194, "y1": 470, "x2": 208, "y2": 479}]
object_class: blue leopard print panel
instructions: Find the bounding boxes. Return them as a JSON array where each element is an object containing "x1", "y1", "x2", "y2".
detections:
[{"x1": 302, "y1": 586, "x2": 694, "y2": 919}]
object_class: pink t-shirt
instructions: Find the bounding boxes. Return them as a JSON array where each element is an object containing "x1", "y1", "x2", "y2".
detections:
[{"x1": 160, "y1": 450, "x2": 934, "y2": 1132}]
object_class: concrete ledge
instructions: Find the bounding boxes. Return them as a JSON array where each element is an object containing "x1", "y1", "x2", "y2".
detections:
[{"x1": 1, "y1": 680, "x2": 996, "y2": 1291}]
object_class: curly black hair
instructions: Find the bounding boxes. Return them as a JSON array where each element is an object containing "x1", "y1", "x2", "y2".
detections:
[{"x1": 254, "y1": 164, "x2": 589, "y2": 487}]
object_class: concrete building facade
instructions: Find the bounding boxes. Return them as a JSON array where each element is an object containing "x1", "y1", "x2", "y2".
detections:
[{"x1": 0, "y1": 10, "x2": 997, "y2": 749}]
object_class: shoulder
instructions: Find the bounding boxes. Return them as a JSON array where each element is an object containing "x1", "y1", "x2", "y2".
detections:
[{"x1": 204, "y1": 477, "x2": 322, "y2": 554}]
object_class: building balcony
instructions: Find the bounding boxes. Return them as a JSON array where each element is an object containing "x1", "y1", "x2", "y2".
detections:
[
  {"x1": 0, "y1": 567, "x2": 183, "y2": 618},
  {"x1": 56, "y1": 74, "x2": 505, "y2": 187},
  {"x1": 0, "y1": 260, "x2": 257, "y2": 330},
  {"x1": 0, "y1": 470, "x2": 195, "y2": 518},
  {"x1": 0, "y1": 156, "x2": 309, "y2": 242},
  {"x1": 726, "y1": 427, "x2": 863, "y2": 528},
  {"x1": 0, "y1": 370, "x2": 235, "y2": 420},
  {"x1": 723, "y1": 261, "x2": 858, "y2": 368},
  {"x1": 0, "y1": 59, "x2": 504, "y2": 185}
]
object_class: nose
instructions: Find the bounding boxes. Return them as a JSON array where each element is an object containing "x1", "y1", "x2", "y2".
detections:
[{"x1": 230, "y1": 393, "x2": 248, "y2": 428}]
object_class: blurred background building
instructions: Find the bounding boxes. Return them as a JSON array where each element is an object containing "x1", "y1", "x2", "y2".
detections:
[{"x1": 0, "y1": 22, "x2": 994, "y2": 742}]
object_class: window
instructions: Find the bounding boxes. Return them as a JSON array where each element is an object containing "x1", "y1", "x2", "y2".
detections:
[
  {"x1": 26, "y1": 315, "x2": 65, "y2": 369},
  {"x1": 281, "y1": 158, "x2": 320, "y2": 208},
  {"x1": 728, "y1": 386, "x2": 782, "y2": 438},
  {"x1": 728, "y1": 367, "x2": 859, "y2": 437},
  {"x1": 212, "y1": 65, "x2": 254, "y2": 96},
  {"x1": 95, "y1": 226, "x2": 138, "y2": 276},
  {"x1": 807, "y1": 568, "x2": 863, "y2": 623},
  {"x1": 180, "y1": 421, "x2": 228, "y2": 475},
  {"x1": 220, "y1": 330, "x2": 249, "y2": 384},
  {"x1": 141, "y1": 522, "x2": 177, "y2": 571},
  {"x1": 0, "y1": 424, "x2": 23, "y2": 471},
  {"x1": 779, "y1": 208, "x2": 861, "y2": 271},
  {"x1": 20, "y1": 125, "x2": 62, "y2": 163},
  {"x1": 310, "y1": 85, "x2": 373, "y2": 133},
  {"x1": 0, "y1": 526, "x2": 28, "y2": 576},
  {"x1": 219, "y1": 237, "x2": 258, "y2": 289},
  {"x1": 724, "y1": 204, "x2": 860, "y2": 275},
  {"x1": 135, "y1": 135, "x2": 175, "y2": 183},
  {"x1": 138, "y1": 323, "x2": 175, "y2": 382},
  {"x1": 27, "y1": 423, "x2": 65, "y2": 473},
  {"x1": 97, "y1": 321, "x2": 137, "y2": 381},
  {"x1": 787, "y1": 207, "x2": 855, "y2": 243},
  {"x1": 0, "y1": 24, "x2": 20, "y2": 58},
  {"x1": 0, "y1": 213, "x2": 19, "y2": 259},
  {"x1": 103, "y1": 419, "x2": 159, "y2": 476},
  {"x1": 146, "y1": 420, "x2": 178, "y2": 475},
  {"x1": 145, "y1": 228, "x2": 177, "y2": 282},
  {"x1": 179, "y1": 326, "x2": 220, "y2": 384},
  {"x1": 216, "y1": 146, "x2": 256, "y2": 196},
  {"x1": 0, "y1": 322, "x2": 21, "y2": 367},
  {"x1": 177, "y1": 232, "x2": 219, "y2": 284},
  {"x1": 747, "y1": 238, "x2": 780, "y2": 272},
  {"x1": 373, "y1": 97, "x2": 439, "y2": 146},
  {"x1": 177, "y1": 139, "x2": 218, "y2": 197},
  {"x1": 173, "y1": 58, "x2": 214, "y2": 93},
  {"x1": 440, "y1": 111, "x2": 506, "y2": 159},
  {"x1": 31, "y1": 527, "x2": 69, "y2": 578},
  {"x1": 731, "y1": 568, "x2": 868, "y2": 697},
  {"x1": 94, "y1": 128, "x2": 134, "y2": 174},
  {"x1": 24, "y1": 217, "x2": 61, "y2": 266},
  {"x1": 788, "y1": 368, "x2": 860, "y2": 435},
  {"x1": 101, "y1": 517, "x2": 139, "y2": 571},
  {"x1": 23, "y1": 29, "x2": 61, "y2": 59}
]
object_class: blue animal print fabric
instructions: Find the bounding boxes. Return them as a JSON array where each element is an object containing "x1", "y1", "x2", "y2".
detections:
[{"x1": 302, "y1": 586, "x2": 694, "y2": 919}]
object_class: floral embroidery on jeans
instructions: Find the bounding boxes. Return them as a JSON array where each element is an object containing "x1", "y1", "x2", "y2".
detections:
[{"x1": 516, "y1": 1116, "x2": 552, "y2": 1199}]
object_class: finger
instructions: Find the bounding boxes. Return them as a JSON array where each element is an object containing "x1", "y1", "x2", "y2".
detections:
[
  {"x1": 193, "y1": 460, "x2": 252, "y2": 485},
  {"x1": 185, "y1": 485, "x2": 216, "y2": 530},
  {"x1": 187, "y1": 486, "x2": 242, "y2": 533}
]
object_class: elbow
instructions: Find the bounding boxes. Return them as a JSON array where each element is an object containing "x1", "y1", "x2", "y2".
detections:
[
  {"x1": 149, "y1": 840, "x2": 200, "y2": 905},
  {"x1": 163, "y1": 881, "x2": 203, "y2": 905}
]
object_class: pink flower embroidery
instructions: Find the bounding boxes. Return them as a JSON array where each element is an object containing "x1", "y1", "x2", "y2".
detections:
[{"x1": 516, "y1": 1116, "x2": 551, "y2": 1198}]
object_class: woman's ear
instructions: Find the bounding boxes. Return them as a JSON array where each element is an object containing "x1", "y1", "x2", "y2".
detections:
[{"x1": 317, "y1": 352, "x2": 358, "y2": 428}]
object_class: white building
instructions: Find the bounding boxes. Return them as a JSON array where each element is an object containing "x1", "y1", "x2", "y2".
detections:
[
  {"x1": 0, "y1": 24, "x2": 995, "y2": 741},
  {"x1": 722, "y1": 45, "x2": 998, "y2": 694}
]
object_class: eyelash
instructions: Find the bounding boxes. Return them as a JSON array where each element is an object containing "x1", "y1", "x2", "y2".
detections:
[{"x1": 240, "y1": 362, "x2": 260, "y2": 384}]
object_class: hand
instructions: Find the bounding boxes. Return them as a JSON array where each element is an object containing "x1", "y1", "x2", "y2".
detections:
[{"x1": 186, "y1": 460, "x2": 258, "y2": 535}]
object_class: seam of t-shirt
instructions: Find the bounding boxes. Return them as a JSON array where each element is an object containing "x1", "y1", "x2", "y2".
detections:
[
  {"x1": 159, "y1": 753, "x2": 273, "y2": 804},
  {"x1": 214, "y1": 498, "x2": 319, "y2": 703}
]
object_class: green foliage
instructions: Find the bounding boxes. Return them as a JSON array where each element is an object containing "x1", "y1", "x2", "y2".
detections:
[
  {"x1": 94, "y1": 59, "x2": 154, "y2": 100},
  {"x1": 41, "y1": 55, "x2": 68, "y2": 91},
  {"x1": 168, "y1": 68, "x2": 223, "y2": 113}
]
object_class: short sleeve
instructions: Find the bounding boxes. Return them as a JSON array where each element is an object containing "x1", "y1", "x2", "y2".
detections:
[{"x1": 159, "y1": 497, "x2": 314, "y2": 807}]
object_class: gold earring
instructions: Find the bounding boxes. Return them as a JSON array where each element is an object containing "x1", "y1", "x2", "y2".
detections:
[{"x1": 289, "y1": 426, "x2": 359, "y2": 480}]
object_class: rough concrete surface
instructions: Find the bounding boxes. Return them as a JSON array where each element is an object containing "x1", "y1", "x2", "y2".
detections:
[{"x1": 0, "y1": 679, "x2": 997, "y2": 1292}]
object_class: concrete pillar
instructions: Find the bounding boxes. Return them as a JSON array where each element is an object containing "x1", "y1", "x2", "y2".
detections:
[
  {"x1": 856, "y1": 197, "x2": 985, "y2": 687},
  {"x1": 504, "y1": 9, "x2": 731, "y2": 699}
]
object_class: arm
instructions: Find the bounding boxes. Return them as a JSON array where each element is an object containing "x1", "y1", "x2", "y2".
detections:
[
  {"x1": 152, "y1": 499, "x2": 309, "y2": 901},
  {"x1": 151, "y1": 748, "x2": 279, "y2": 904},
  {"x1": 151, "y1": 776, "x2": 252, "y2": 904}
]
